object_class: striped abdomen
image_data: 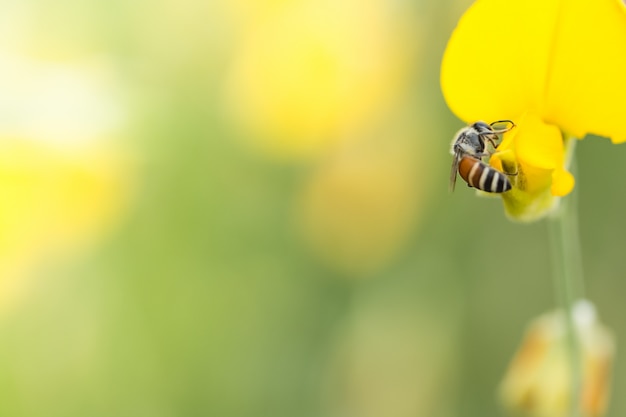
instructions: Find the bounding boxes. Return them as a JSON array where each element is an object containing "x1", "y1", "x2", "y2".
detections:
[{"x1": 458, "y1": 156, "x2": 511, "y2": 193}]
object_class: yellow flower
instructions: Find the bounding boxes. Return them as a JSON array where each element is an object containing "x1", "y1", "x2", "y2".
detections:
[
  {"x1": 223, "y1": 0, "x2": 416, "y2": 157},
  {"x1": 499, "y1": 300, "x2": 615, "y2": 417},
  {"x1": 441, "y1": 0, "x2": 626, "y2": 221},
  {"x1": 0, "y1": 54, "x2": 131, "y2": 314},
  {"x1": 293, "y1": 131, "x2": 423, "y2": 277}
]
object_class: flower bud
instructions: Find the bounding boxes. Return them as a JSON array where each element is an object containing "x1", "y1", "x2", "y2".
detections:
[{"x1": 499, "y1": 300, "x2": 615, "y2": 417}]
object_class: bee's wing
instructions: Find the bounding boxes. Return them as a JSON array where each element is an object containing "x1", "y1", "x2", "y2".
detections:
[{"x1": 449, "y1": 153, "x2": 460, "y2": 192}]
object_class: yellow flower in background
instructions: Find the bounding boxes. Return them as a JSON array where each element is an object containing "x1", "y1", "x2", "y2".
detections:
[
  {"x1": 500, "y1": 300, "x2": 615, "y2": 417},
  {"x1": 224, "y1": 0, "x2": 429, "y2": 274},
  {"x1": 294, "y1": 131, "x2": 423, "y2": 277},
  {"x1": 0, "y1": 54, "x2": 131, "y2": 313},
  {"x1": 441, "y1": 0, "x2": 626, "y2": 221},
  {"x1": 223, "y1": 0, "x2": 416, "y2": 157}
]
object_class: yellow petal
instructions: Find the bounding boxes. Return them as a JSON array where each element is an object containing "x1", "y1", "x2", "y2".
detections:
[
  {"x1": 543, "y1": 0, "x2": 626, "y2": 143},
  {"x1": 490, "y1": 149, "x2": 516, "y2": 175},
  {"x1": 442, "y1": 0, "x2": 626, "y2": 143},
  {"x1": 440, "y1": 0, "x2": 561, "y2": 123},
  {"x1": 551, "y1": 169, "x2": 575, "y2": 197},
  {"x1": 513, "y1": 114, "x2": 563, "y2": 171}
]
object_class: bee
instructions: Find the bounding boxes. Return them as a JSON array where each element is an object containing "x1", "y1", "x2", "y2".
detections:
[{"x1": 450, "y1": 120, "x2": 515, "y2": 193}]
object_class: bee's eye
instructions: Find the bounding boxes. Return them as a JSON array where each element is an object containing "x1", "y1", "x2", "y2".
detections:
[
  {"x1": 468, "y1": 134, "x2": 484, "y2": 150},
  {"x1": 473, "y1": 121, "x2": 492, "y2": 133}
]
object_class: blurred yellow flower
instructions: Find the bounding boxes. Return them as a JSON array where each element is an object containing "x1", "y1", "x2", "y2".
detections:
[
  {"x1": 0, "y1": 54, "x2": 131, "y2": 313},
  {"x1": 500, "y1": 300, "x2": 615, "y2": 417},
  {"x1": 441, "y1": 0, "x2": 626, "y2": 221},
  {"x1": 223, "y1": 0, "x2": 416, "y2": 157},
  {"x1": 294, "y1": 132, "x2": 423, "y2": 277}
]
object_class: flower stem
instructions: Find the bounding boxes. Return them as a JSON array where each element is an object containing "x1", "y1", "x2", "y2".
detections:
[{"x1": 548, "y1": 137, "x2": 585, "y2": 417}]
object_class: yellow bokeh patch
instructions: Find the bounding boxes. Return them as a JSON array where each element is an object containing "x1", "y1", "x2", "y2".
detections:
[
  {"x1": 0, "y1": 139, "x2": 131, "y2": 314},
  {"x1": 224, "y1": 0, "x2": 415, "y2": 157}
]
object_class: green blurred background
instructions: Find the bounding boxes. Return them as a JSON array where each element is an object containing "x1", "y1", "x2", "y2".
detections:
[{"x1": 0, "y1": 0, "x2": 624, "y2": 416}]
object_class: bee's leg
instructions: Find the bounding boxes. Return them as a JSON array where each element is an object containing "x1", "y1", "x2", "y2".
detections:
[{"x1": 486, "y1": 136, "x2": 499, "y2": 149}]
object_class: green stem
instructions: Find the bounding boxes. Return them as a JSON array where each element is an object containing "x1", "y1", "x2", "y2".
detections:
[{"x1": 548, "y1": 137, "x2": 585, "y2": 417}]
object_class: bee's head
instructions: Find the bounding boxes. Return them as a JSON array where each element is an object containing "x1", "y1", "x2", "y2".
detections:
[{"x1": 452, "y1": 125, "x2": 486, "y2": 156}]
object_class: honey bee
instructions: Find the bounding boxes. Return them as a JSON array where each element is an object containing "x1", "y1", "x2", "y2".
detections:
[{"x1": 450, "y1": 120, "x2": 515, "y2": 193}]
